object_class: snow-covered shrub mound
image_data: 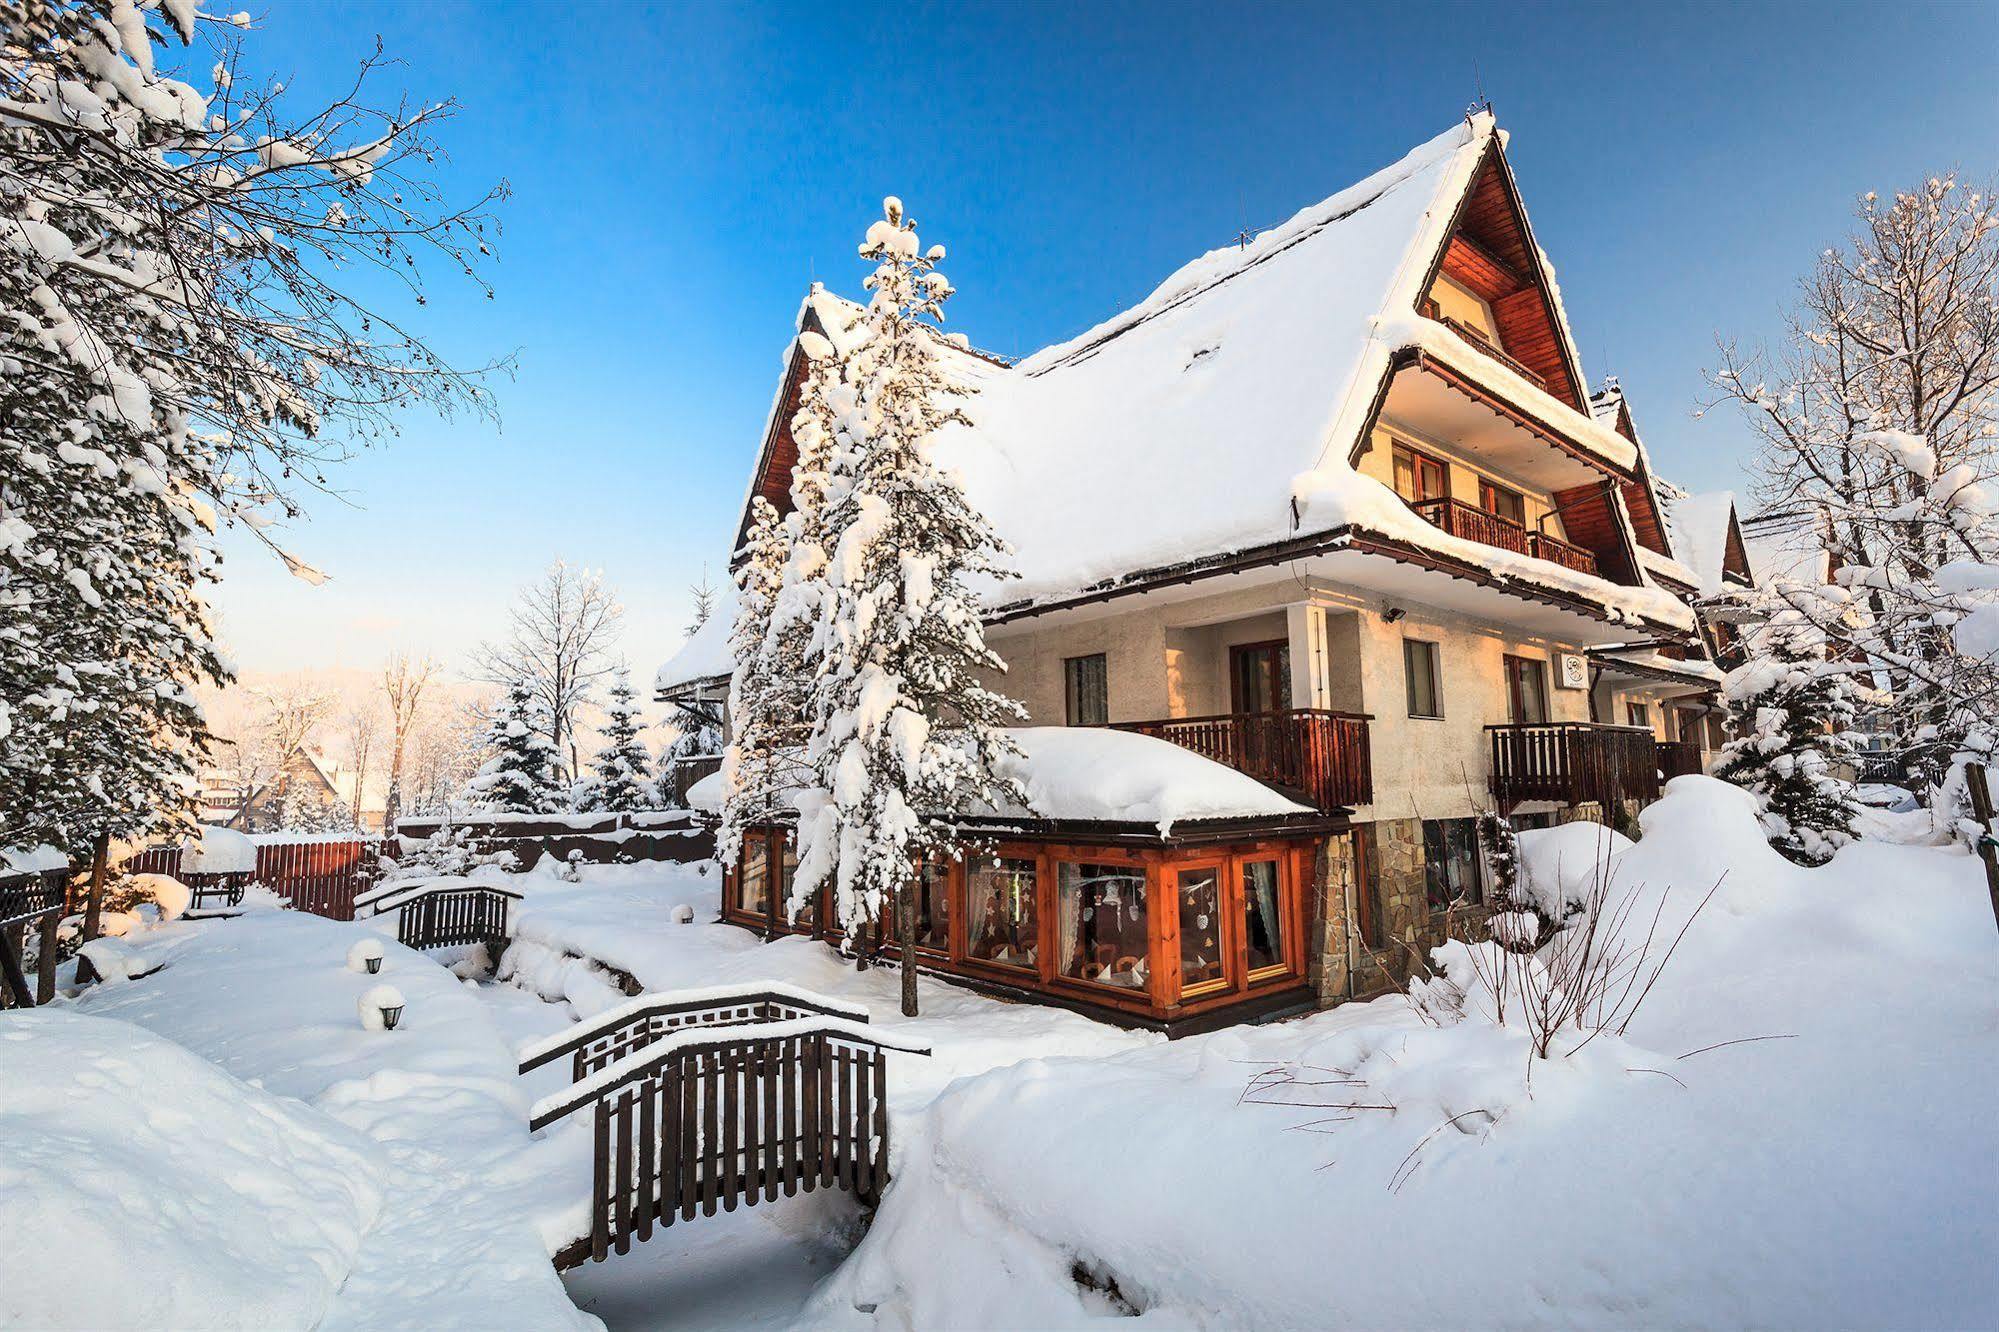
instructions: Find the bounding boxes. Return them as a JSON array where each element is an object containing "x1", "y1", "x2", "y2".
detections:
[
  {"x1": 180, "y1": 824, "x2": 258, "y2": 875},
  {"x1": 0, "y1": 1010, "x2": 383, "y2": 1330},
  {"x1": 1514, "y1": 818, "x2": 1633, "y2": 918}
]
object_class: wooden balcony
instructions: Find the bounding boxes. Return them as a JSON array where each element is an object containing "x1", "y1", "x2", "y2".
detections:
[
  {"x1": 1420, "y1": 298, "x2": 1548, "y2": 391},
  {"x1": 1487, "y1": 723, "x2": 1660, "y2": 810},
  {"x1": 1112, "y1": 709, "x2": 1373, "y2": 811},
  {"x1": 1656, "y1": 739, "x2": 1704, "y2": 782},
  {"x1": 1409, "y1": 496, "x2": 1599, "y2": 578}
]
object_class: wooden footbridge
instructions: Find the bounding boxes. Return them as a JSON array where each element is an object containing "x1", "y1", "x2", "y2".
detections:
[
  {"x1": 353, "y1": 879, "x2": 522, "y2": 951},
  {"x1": 516, "y1": 983, "x2": 930, "y2": 1270}
]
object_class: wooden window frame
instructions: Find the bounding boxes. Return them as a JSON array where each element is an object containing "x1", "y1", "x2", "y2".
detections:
[
  {"x1": 1063, "y1": 652, "x2": 1108, "y2": 727},
  {"x1": 1239, "y1": 855, "x2": 1290, "y2": 985},
  {"x1": 1626, "y1": 701, "x2": 1652, "y2": 730},
  {"x1": 1478, "y1": 477, "x2": 1527, "y2": 527},
  {"x1": 1229, "y1": 639, "x2": 1292, "y2": 715},
  {"x1": 1391, "y1": 441, "x2": 1451, "y2": 505},
  {"x1": 1403, "y1": 637, "x2": 1443, "y2": 719},
  {"x1": 1167, "y1": 858, "x2": 1232, "y2": 1001},
  {"x1": 1051, "y1": 855, "x2": 1155, "y2": 997},
  {"x1": 1504, "y1": 653, "x2": 1550, "y2": 726}
]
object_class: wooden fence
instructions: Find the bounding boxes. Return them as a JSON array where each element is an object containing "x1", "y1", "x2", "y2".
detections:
[
  {"x1": 355, "y1": 882, "x2": 521, "y2": 951},
  {"x1": 393, "y1": 811, "x2": 714, "y2": 872},
  {"x1": 124, "y1": 838, "x2": 389, "y2": 921},
  {"x1": 0, "y1": 869, "x2": 66, "y2": 1008}
]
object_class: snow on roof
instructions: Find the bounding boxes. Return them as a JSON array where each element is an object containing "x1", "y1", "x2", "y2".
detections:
[
  {"x1": 654, "y1": 587, "x2": 738, "y2": 695},
  {"x1": 812, "y1": 118, "x2": 1651, "y2": 613},
  {"x1": 980, "y1": 727, "x2": 1313, "y2": 833},
  {"x1": 1741, "y1": 510, "x2": 1831, "y2": 589},
  {"x1": 687, "y1": 727, "x2": 1312, "y2": 834},
  {"x1": 1658, "y1": 490, "x2": 1740, "y2": 597},
  {"x1": 2, "y1": 844, "x2": 69, "y2": 875}
]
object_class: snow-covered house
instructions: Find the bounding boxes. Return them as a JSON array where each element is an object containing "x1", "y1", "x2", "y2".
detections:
[{"x1": 660, "y1": 113, "x2": 1736, "y2": 1032}]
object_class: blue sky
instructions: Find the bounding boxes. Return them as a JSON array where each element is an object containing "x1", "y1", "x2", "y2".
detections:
[{"x1": 215, "y1": 0, "x2": 1997, "y2": 683}]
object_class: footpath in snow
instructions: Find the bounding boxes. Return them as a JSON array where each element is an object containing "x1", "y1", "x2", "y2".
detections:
[{"x1": 18, "y1": 910, "x2": 595, "y2": 1331}]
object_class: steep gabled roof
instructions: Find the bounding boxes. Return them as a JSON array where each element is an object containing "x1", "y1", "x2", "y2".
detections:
[
  {"x1": 722, "y1": 115, "x2": 1687, "y2": 637},
  {"x1": 1661, "y1": 487, "x2": 1755, "y2": 597}
]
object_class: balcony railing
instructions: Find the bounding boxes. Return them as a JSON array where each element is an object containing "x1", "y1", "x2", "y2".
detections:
[
  {"x1": 1419, "y1": 298, "x2": 1548, "y2": 391},
  {"x1": 1487, "y1": 723, "x2": 1660, "y2": 810},
  {"x1": 1112, "y1": 709, "x2": 1373, "y2": 811},
  {"x1": 1409, "y1": 496, "x2": 1600, "y2": 578},
  {"x1": 1656, "y1": 739, "x2": 1704, "y2": 782}
]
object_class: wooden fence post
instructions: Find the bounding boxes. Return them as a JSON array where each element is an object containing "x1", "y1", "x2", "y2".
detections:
[{"x1": 1964, "y1": 762, "x2": 1999, "y2": 933}]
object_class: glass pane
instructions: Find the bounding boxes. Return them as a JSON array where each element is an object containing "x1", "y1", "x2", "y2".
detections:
[
  {"x1": 1404, "y1": 640, "x2": 1439, "y2": 718},
  {"x1": 1065, "y1": 655, "x2": 1107, "y2": 727},
  {"x1": 1393, "y1": 448, "x2": 1416, "y2": 501},
  {"x1": 1058, "y1": 862, "x2": 1149, "y2": 990},
  {"x1": 738, "y1": 836, "x2": 769, "y2": 916},
  {"x1": 915, "y1": 857, "x2": 950, "y2": 951},
  {"x1": 778, "y1": 837, "x2": 798, "y2": 919},
  {"x1": 1422, "y1": 819, "x2": 1483, "y2": 912},
  {"x1": 966, "y1": 858, "x2": 1037, "y2": 970},
  {"x1": 1243, "y1": 861, "x2": 1284, "y2": 972},
  {"x1": 1176, "y1": 868, "x2": 1225, "y2": 993}
]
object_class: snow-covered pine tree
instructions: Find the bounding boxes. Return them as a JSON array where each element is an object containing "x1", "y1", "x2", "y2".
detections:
[
  {"x1": 465, "y1": 680, "x2": 557, "y2": 814},
  {"x1": 717, "y1": 497, "x2": 794, "y2": 869},
  {"x1": 791, "y1": 197, "x2": 1025, "y2": 1015},
  {"x1": 589, "y1": 669, "x2": 653, "y2": 812},
  {"x1": 1714, "y1": 602, "x2": 1864, "y2": 865},
  {"x1": 2, "y1": 3, "x2": 498, "y2": 871}
]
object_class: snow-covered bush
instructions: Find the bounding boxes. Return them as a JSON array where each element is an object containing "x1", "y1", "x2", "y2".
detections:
[
  {"x1": 101, "y1": 871, "x2": 193, "y2": 924},
  {"x1": 379, "y1": 822, "x2": 517, "y2": 883},
  {"x1": 1714, "y1": 604, "x2": 1862, "y2": 864}
]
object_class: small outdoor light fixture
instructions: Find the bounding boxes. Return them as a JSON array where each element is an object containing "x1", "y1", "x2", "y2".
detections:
[
  {"x1": 359, "y1": 983, "x2": 406, "y2": 1032},
  {"x1": 1383, "y1": 606, "x2": 1407, "y2": 624},
  {"x1": 346, "y1": 938, "x2": 386, "y2": 975},
  {"x1": 672, "y1": 904, "x2": 695, "y2": 925}
]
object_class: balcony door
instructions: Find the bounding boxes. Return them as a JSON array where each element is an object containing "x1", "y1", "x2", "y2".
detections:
[
  {"x1": 1231, "y1": 640, "x2": 1292, "y2": 783},
  {"x1": 1504, "y1": 654, "x2": 1549, "y2": 725},
  {"x1": 1392, "y1": 443, "x2": 1449, "y2": 504}
]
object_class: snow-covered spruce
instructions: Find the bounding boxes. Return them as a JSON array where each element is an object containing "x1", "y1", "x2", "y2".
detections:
[
  {"x1": 1714, "y1": 603, "x2": 1862, "y2": 865},
  {"x1": 586, "y1": 667, "x2": 653, "y2": 812},
  {"x1": 788, "y1": 198, "x2": 1026, "y2": 1010},
  {"x1": 463, "y1": 678, "x2": 559, "y2": 813},
  {"x1": 0, "y1": 2, "x2": 497, "y2": 857}
]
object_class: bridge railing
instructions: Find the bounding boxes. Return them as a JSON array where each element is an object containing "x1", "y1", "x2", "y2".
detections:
[
  {"x1": 517, "y1": 981, "x2": 873, "y2": 1082},
  {"x1": 354, "y1": 878, "x2": 522, "y2": 950},
  {"x1": 526, "y1": 1015, "x2": 931, "y2": 1269}
]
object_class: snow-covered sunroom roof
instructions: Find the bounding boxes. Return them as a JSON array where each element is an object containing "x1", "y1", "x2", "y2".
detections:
[{"x1": 684, "y1": 726, "x2": 1316, "y2": 836}]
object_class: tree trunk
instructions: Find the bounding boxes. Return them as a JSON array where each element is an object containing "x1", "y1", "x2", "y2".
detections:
[
  {"x1": 82, "y1": 828, "x2": 111, "y2": 942},
  {"x1": 899, "y1": 882, "x2": 918, "y2": 1017}
]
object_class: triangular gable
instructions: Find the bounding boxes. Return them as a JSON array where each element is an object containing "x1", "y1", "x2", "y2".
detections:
[
  {"x1": 1589, "y1": 382, "x2": 1675, "y2": 558},
  {"x1": 1418, "y1": 140, "x2": 1589, "y2": 413}
]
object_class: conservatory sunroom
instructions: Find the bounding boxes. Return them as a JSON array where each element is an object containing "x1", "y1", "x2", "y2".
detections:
[{"x1": 708, "y1": 727, "x2": 1348, "y2": 1035}]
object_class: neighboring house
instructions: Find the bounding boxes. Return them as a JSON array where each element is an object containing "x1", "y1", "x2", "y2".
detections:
[
  {"x1": 660, "y1": 113, "x2": 1739, "y2": 1034},
  {"x1": 200, "y1": 744, "x2": 386, "y2": 832}
]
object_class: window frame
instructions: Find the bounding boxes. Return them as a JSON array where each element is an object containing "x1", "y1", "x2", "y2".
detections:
[
  {"x1": 1229, "y1": 639, "x2": 1292, "y2": 715},
  {"x1": 962, "y1": 855, "x2": 1042, "y2": 974},
  {"x1": 1402, "y1": 637, "x2": 1443, "y2": 719},
  {"x1": 1626, "y1": 700, "x2": 1652, "y2": 730},
  {"x1": 1063, "y1": 652, "x2": 1109, "y2": 727},
  {"x1": 1053, "y1": 857, "x2": 1153, "y2": 994},
  {"x1": 1171, "y1": 858, "x2": 1232, "y2": 1001},
  {"x1": 1392, "y1": 442, "x2": 1450, "y2": 504},
  {"x1": 1504, "y1": 653, "x2": 1550, "y2": 725},
  {"x1": 1421, "y1": 817, "x2": 1486, "y2": 915},
  {"x1": 1239, "y1": 856, "x2": 1289, "y2": 983},
  {"x1": 1478, "y1": 477, "x2": 1527, "y2": 527}
]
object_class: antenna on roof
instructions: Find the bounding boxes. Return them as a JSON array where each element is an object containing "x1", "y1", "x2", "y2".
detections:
[{"x1": 1467, "y1": 60, "x2": 1493, "y2": 120}]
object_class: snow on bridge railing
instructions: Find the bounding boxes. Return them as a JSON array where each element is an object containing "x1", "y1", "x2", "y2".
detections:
[
  {"x1": 517, "y1": 981, "x2": 874, "y2": 1081},
  {"x1": 526, "y1": 1014, "x2": 932, "y2": 1133}
]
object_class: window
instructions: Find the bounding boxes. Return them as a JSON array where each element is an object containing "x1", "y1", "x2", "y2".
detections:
[
  {"x1": 736, "y1": 834, "x2": 770, "y2": 917},
  {"x1": 912, "y1": 856, "x2": 950, "y2": 951},
  {"x1": 1242, "y1": 859, "x2": 1285, "y2": 975},
  {"x1": 1176, "y1": 866, "x2": 1227, "y2": 996},
  {"x1": 1057, "y1": 862, "x2": 1149, "y2": 990},
  {"x1": 1064, "y1": 654, "x2": 1108, "y2": 727},
  {"x1": 966, "y1": 858, "x2": 1038, "y2": 970},
  {"x1": 1504, "y1": 654, "x2": 1549, "y2": 725},
  {"x1": 1626, "y1": 701, "x2": 1652, "y2": 730},
  {"x1": 1478, "y1": 478, "x2": 1526, "y2": 527},
  {"x1": 1422, "y1": 819, "x2": 1484, "y2": 913},
  {"x1": 1392, "y1": 443, "x2": 1449, "y2": 504},
  {"x1": 1231, "y1": 640, "x2": 1291, "y2": 714},
  {"x1": 1403, "y1": 639, "x2": 1442, "y2": 718}
]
